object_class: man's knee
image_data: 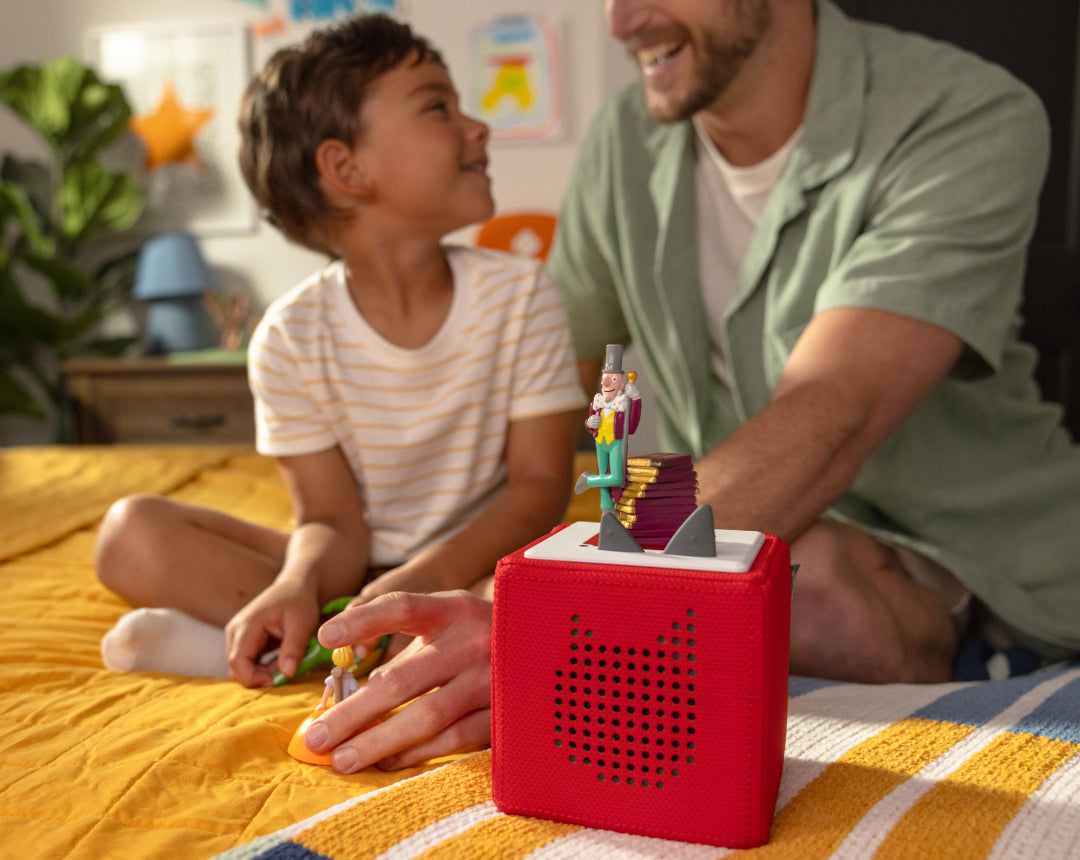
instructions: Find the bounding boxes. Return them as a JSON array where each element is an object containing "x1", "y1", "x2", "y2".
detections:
[
  {"x1": 788, "y1": 541, "x2": 906, "y2": 682},
  {"x1": 789, "y1": 521, "x2": 953, "y2": 683}
]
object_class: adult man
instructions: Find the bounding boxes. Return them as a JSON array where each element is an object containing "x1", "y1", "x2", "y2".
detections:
[
  {"x1": 549, "y1": 0, "x2": 1080, "y2": 685},
  {"x1": 576, "y1": 343, "x2": 643, "y2": 509},
  {"x1": 307, "y1": 0, "x2": 1080, "y2": 774}
]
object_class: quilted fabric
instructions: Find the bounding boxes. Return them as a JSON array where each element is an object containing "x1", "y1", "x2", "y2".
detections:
[
  {"x1": 219, "y1": 665, "x2": 1080, "y2": 859},
  {"x1": 0, "y1": 446, "x2": 440, "y2": 858}
]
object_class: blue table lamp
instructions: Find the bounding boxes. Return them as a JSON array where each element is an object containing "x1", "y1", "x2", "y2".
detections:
[{"x1": 133, "y1": 233, "x2": 219, "y2": 354}]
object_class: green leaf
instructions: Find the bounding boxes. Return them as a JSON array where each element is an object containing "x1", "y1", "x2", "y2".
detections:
[
  {"x1": 0, "y1": 368, "x2": 46, "y2": 418},
  {"x1": 64, "y1": 76, "x2": 133, "y2": 167},
  {"x1": 1, "y1": 154, "x2": 53, "y2": 229},
  {"x1": 0, "y1": 269, "x2": 65, "y2": 345},
  {"x1": 55, "y1": 298, "x2": 111, "y2": 346},
  {"x1": 92, "y1": 249, "x2": 140, "y2": 302},
  {"x1": 60, "y1": 161, "x2": 143, "y2": 242},
  {"x1": 0, "y1": 181, "x2": 53, "y2": 257},
  {"x1": 0, "y1": 60, "x2": 75, "y2": 151},
  {"x1": 21, "y1": 250, "x2": 96, "y2": 303},
  {"x1": 0, "y1": 57, "x2": 132, "y2": 160}
]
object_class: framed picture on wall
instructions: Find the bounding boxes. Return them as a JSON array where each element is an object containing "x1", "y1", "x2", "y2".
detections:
[
  {"x1": 87, "y1": 21, "x2": 256, "y2": 236},
  {"x1": 468, "y1": 14, "x2": 564, "y2": 144}
]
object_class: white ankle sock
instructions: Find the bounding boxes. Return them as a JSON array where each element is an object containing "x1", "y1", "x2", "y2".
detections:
[{"x1": 101, "y1": 608, "x2": 231, "y2": 678}]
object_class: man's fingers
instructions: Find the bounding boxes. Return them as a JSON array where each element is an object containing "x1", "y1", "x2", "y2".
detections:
[
  {"x1": 323, "y1": 671, "x2": 491, "y2": 773},
  {"x1": 311, "y1": 636, "x2": 481, "y2": 752},
  {"x1": 377, "y1": 709, "x2": 492, "y2": 771},
  {"x1": 319, "y1": 590, "x2": 490, "y2": 650},
  {"x1": 304, "y1": 590, "x2": 493, "y2": 771}
]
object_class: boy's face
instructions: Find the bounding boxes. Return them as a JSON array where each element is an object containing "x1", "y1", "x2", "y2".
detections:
[
  {"x1": 352, "y1": 57, "x2": 494, "y2": 235},
  {"x1": 605, "y1": 0, "x2": 771, "y2": 122}
]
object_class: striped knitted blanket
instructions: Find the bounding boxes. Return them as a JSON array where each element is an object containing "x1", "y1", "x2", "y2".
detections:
[{"x1": 217, "y1": 664, "x2": 1080, "y2": 859}]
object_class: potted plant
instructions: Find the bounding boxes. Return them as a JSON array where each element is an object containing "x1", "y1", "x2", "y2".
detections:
[{"x1": 0, "y1": 55, "x2": 145, "y2": 440}]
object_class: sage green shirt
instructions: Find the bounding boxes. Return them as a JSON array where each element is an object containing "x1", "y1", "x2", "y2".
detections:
[{"x1": 550, "y1": 0, "x2": 1080, "y2": 655}]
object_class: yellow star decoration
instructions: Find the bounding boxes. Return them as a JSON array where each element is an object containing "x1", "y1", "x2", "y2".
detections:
[{"x1": 130, "y1": 82, "x2": 215, "y2": 170}]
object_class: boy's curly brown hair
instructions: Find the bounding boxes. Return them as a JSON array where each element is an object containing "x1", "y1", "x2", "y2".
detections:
[{"x1": 238, "y1": 14, "x2": 444, "y2": 256}]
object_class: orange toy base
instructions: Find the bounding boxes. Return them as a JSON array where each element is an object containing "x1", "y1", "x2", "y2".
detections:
[
  {"x1": 288, "y1": 704, "x2": 382, "y2": 765},
  {"x1": 287, "y1": 705, "x2": 334, "y2": 765}
]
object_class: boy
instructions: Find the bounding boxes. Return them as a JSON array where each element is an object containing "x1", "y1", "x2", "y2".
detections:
[{"x1": 96, "y1": 14, "x2": 585, "y2": 688}]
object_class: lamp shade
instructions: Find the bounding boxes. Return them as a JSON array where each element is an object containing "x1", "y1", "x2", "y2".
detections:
[{"x1": 133, "y1": 232, "x2": 213, "y2": 300}]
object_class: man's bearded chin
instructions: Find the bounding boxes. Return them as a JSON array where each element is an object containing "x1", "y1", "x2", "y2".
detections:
[{"x1": 642, "y1": 15, "x2": 769, "y2": 122}]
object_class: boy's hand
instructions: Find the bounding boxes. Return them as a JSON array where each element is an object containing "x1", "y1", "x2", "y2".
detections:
[
  {"x1": 303, "y1": 590, "x2": 492, "y2": 772},
  {"x1": 225, "y1": 578, "x2": 321, "y2": 687}
]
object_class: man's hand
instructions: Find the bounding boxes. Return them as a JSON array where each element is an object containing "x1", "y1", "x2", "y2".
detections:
[{"x1": 301, "y1": 590, "x2": 493, "y2": 773}]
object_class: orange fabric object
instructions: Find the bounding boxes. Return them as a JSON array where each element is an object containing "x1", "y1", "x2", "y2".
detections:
[{"x1": 475, "y1": 212, "x2": 557, "y2": 260}]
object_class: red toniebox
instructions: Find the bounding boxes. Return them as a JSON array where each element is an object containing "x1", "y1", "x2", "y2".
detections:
[{"x1": 492, "y1": 521, "x2": 791, "y2": 848}]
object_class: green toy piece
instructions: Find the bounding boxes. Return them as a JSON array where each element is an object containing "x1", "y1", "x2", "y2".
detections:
[{"x1": 272, "y1": 596, "x2": 390, "y2": 686}]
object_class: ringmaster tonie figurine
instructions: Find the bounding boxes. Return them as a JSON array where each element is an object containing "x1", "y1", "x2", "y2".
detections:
[{"x1": 575, "y1": 343, "x2": 642, "y2": 510}]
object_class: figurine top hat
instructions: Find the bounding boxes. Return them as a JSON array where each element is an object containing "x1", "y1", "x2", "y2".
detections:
[{"x1": 602, "y1": 343, "x2": 624, "y2": 374}]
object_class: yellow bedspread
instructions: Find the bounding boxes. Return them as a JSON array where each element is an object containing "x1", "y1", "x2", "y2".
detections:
[
  {"x1": 5, "y1": 446, "x2": 1080, "y2": 859},
  {"x1": 0, "y1": 446, "x2": 438, "y2": 858}
]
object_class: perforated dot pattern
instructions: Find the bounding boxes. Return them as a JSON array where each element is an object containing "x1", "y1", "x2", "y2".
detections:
[{"x1": 553, "y1": 610, "x2": 699, "y2": 789}]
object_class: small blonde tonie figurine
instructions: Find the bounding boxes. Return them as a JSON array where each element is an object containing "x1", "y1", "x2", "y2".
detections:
[
  {"x1": 289, "y1": 645, "x2": 365, "y2": 765},
  {"x1": 319, "y1": 646, "x2": 360, "y2": 709}
]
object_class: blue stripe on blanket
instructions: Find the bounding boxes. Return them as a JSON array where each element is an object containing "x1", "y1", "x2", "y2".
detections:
[
  {"x1": 1009, "y1": 673, "x2": 1080, "y2": 743},
  {"x1": 254, "y1": 844, "x2": 330, "y2": 859},
  {"x1": 788, "y1": 675, "x2": 844, "y2": 697},
  {"x1": 909, "y1": 667, "x2": 1064, "y2": 726}
]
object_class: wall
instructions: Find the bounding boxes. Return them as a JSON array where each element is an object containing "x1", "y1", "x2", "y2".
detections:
[
  {"x1": 0, "y1": 0, "x2": 634, "y2": 307},
  {"x1": 1, "y1": 0, "x2": 658, "y2": 450}
]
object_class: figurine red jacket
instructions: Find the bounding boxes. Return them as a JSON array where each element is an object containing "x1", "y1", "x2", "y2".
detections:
[{"x1": 586, "y1": 386, "x2": 642, "y2": 443}]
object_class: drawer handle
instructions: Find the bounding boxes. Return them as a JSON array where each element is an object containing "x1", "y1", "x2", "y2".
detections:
[{"x1": 170, "y1": 413, "x2": 227, "y2": 430}]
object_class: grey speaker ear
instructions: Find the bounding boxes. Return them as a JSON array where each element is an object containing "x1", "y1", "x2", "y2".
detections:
[
  {"x1": 663, "y1": 505, "x2": 716, "y2": 558},
  {"x1": 598, "y1": 511, "x2": 645, "y2": 553}
]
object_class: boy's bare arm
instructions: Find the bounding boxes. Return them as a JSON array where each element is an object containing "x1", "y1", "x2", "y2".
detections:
[
  {"x1": 226, "y1": 446, "x2": 371, "y2": 686},
  {"x1": 276, "y1": 447, "x2": 372, "y2": 600},
  {"x1": 359, "y1": 408, "x2": 579, "y2": 600}
]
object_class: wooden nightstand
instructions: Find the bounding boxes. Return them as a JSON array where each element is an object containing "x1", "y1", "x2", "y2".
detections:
[{"x1": 61, "y1": 356, "x2": 256, "y2": 444}]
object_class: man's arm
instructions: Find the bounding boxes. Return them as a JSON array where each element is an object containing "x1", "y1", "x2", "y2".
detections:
[{"x1": 695, "y1": 306, "x2": 964, "y2": 541}]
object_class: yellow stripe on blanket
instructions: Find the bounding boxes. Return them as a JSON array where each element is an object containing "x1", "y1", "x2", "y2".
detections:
[
  {"x1": 421, "y1": 812, "x2": 580, "y2": 860},
  {"x1": 295, "y1": 751, "x2": 495, "y2": 858},
  {"x1": 877, "y1": 733, "x2": 1079, "y2": 860},
  {"x1": 751, "y1": 718, "x2": 974, "y2": 858}
]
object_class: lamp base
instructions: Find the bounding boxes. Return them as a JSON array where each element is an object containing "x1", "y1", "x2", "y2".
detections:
[{"x1": 144, "y1": 297, "x2": 219, "y2": 355}]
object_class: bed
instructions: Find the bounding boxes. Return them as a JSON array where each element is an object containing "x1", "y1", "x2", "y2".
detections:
[{"x1": 2, "y1": 444, "x2": 1078, "y2": 859}]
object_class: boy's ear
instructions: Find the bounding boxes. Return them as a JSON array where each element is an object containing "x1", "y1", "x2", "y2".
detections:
[{"x1": 315, "y1": 139, "x2": 372, "y2": 199}]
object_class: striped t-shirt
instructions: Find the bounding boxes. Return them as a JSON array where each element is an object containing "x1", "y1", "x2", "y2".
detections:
[{"x1": 248, "y1": 245, "x2": 587, "y2": 567}]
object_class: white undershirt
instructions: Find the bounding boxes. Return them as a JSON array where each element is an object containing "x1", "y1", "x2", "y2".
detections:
[{"x1": 694, "y1": 118, "x2": 803, "y2": 384}]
